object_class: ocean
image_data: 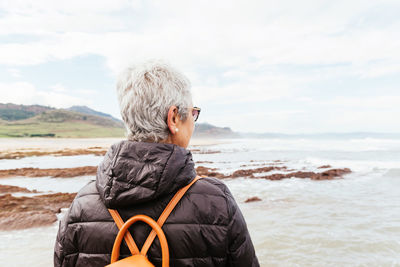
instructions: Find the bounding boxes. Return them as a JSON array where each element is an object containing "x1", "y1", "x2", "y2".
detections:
[{"x1": 0, "y1": 137, "x2": 399, "y2": 266}]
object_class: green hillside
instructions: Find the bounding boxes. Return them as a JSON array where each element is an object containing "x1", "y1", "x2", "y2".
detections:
[
  {"x1": 0, "y1": 103, "x2": 53, "y2": 121},
  {"x1": 0, "y1": 108, "x2": 125, "y2": 138},
  {"x1": 0, "y1": 109, "x2": 35, "y2": 121}
]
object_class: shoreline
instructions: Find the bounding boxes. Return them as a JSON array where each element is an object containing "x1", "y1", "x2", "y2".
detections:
[{"x1": 0, "y1": 137, "x2": 227, "y2": 159}]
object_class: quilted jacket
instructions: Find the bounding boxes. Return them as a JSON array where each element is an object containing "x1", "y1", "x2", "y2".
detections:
[{"x1": 54, "y1": 140, "x2": 259, "y2": 266}]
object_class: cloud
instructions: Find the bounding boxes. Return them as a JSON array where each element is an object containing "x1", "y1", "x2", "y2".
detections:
[
  {"x1": 203, "y1": 109, "x2": 308, "y2": 133},
  {"x1": 325, "y1": 95, "x2": 400, "y2": 109},
  {"x1": 312, "y1": 109, "x2": 400, "y2": 133},
  {"x1": 192, "y1": 73, "x2": 299, "y2": 105},
  {"x1": 0, "y1": 81, "x2": 92, "y2": 108},
  {"x1": 0, "y1": 0, "x2": 399, "y2": 74},
  {"x1": 1, "y1": 0, "x2": 400, "y2": 133},
  {"x1": 7, "y1": 68, "x2": 21, "y2": 78},
  {"x1": 0, "y1": 81, "x2": 37, "y2": 104},
  {"x1": 0, "y1": 0, "x2": 139, "y2": 35},
  {"x1": 50, "y1": 84, "x2": 67, "y2": 93}
]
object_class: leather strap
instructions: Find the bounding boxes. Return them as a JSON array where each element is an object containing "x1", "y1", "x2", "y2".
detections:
[
  {"x1": 108, "y1": 176, "x2": 202, "y2": 256},
  {"x1": 141, "y1": 176, "x2": 201, "y2": 255},
  {"x1": 108, "y1": 209, "x2": 140, "y2": 255}
]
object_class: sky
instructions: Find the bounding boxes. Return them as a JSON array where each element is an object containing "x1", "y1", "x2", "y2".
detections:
[{"x1": 0, "y1": 0, "x2": 399, "y2": 134}]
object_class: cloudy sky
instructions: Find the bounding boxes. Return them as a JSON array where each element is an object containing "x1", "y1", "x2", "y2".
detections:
[{"x1": 0, "y1": 0, "x2": 399, "y2": 133}]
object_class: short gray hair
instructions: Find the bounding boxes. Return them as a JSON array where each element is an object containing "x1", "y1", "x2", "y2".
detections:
[{"x1": 116, "y1": 60, "x2": 192, "y2": 142}]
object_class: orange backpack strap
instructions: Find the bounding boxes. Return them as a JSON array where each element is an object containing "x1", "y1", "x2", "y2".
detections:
[
  {"x1": 140, "y1": 176, "x2": 202, "y2": 255},
  {"x1": 109, "y1": 215, "x2": 169, "y2": 266},
  {"x1": 108, "y1": 176, "x2": 202, "y2": 256},
  {"x1": 108, "y1": 209, "x2": 140, "y2": 255}
]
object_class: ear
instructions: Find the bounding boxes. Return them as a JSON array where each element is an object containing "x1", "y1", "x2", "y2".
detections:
[{"x1": 167, "y1": 106, "x2": 179, "y2": 134}]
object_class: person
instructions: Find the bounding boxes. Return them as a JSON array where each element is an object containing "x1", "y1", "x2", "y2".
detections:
[{"x1": 54, "y1": 60, "x2": 259, "y2": 267}]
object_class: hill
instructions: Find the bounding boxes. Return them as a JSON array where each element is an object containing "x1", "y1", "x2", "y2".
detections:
[
  {"x1": 0, "y1": 103, "x2": 237, "y2": 138},
  {"x1": 0, "y1": 104, "x2": 124, "y2": 138},
  {"x1": 0, "y1": 103, "x2": 54, "y2": 121},
  {"x1": 193, "y1": 123, "x2": 239, "y2": 138},
  {"x1": 67, "y1": 106, "x2": 122, "y2": 123}
]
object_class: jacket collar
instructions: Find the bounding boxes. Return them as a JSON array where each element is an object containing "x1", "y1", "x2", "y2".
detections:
[{"x1": 96, "y1": 140, "x2": 196, "y2": 208}]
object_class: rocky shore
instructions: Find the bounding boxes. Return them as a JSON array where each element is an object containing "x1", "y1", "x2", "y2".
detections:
[
  {"x1": 0, "y1": 161, "x2": 352, "y2": 230},
  {"x1": 0, "y1": 148, "x2": 107, "y2": 160},
  {"x1": 0, "y1": 184, "x2": 41, "y2": 194},
  {"x1": 195, "y1": 165, "x2": 352, "y2": 180},
  {"x1": 0, "y1": 192, "x2": 76, "y2": 230},
  {"x1": 0, "y1": 166, "x2": 98, "y2": 178},
  {"x1": 0, "y1": 140, "x2": 353, "y2": 230},
  {"x1": 0, "y1": 138, "x2": 224, "y2": 159},
  {"x1": 1, "y1": 164, "x2": 349, "y2": 181}
]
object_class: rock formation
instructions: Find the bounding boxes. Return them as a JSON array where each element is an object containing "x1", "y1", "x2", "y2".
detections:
[
  {"x1": 196, "y1": 165, "x2": 351, "y2": 180},
  {"x1": 0, "y1": 148, "x2": 107, "y2": 160},
  {"x1": 245, "y1": 196, "x2": 262, "y2": 203},
  {"x1": 0, "y1": 166, "x2": 98, "y2": 178},
  {"x1": 0, "y1": 192, "x2": 76, "y2": 230}
]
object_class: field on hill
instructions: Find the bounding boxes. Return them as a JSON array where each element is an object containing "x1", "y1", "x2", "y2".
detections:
[
  {"x1": 0, "y1": 106, "x2": 125, "y2": 138},
  {"x1": 0, "y1": 121, "x2": 125, "y2": 138}
]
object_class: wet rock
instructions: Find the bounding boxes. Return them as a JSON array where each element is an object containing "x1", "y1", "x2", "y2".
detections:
[
  {"x1": 197, "y1": 165, "x2": 287, "y2": 179},
  {"x1": 0, "y1": 210, "x2": 57, "y2": 230},
  {"x1": 0, "y1": 184, "x2": 39, "y2": 194},
  {"x1": 318, "y1": 168, "x2": 352, "y2": 179},
  {"x1": 245, "y1": 197, "x2": 262, "y2": 203},
  {"x1": 195, "y1": 166, "x2": 227, "y2": 179},
  {"x1": 0, "y1": 166, "x2": 98, "y2": 178},
  {"x1": 195, "y1": 161, "x2": 214, "y2": 164},
  {"x1": 0, "y1": 148, "x2": 107, "y2": 160},
  {"x1": 196, "y1": 165, "x2": 350, "y2": 181},
  {"x1": 0, "y1": 192, "x2": 76, "y2": 230},
  {"x1": 318, "y1": 165, "x2": 332, "y2": 169},
  {"x1": 257, "y1": 168, "x2": 352, "y2": 180},
  {"x1": 231, "y1": 166, "x2": 286, "y2": 178}
]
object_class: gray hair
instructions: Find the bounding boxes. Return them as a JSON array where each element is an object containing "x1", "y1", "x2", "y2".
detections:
[{"x1": 116, "y1": 60, "x2": 192, "y2": 142}]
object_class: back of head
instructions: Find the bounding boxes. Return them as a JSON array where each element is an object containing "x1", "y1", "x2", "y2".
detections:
[{"x1": 116, "y1": 60, "x2": 192, "y2": 142}]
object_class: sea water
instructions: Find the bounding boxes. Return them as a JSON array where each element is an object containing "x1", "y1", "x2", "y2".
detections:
[{"x1": 0, "y1": 138, "x2": 399, "y2": 266}]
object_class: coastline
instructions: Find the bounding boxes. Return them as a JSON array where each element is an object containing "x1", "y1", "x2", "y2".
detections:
[{"x1": 0, "y1": 137, "x2": 227, "y2": 159}]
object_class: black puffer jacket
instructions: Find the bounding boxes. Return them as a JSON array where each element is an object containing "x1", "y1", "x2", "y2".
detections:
[{"x1": 54, "y1": 140, "x2": 259, "y2": 267}]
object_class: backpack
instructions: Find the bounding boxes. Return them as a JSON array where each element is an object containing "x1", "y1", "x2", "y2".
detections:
[{"x1": 106, "y1": 176, "x2": 202, "y2": 267}]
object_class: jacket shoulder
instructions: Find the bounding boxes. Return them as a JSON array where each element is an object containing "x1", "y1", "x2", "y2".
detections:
[
  {"x1": 55, "y1": 181, "x2": 116, "y2": 266},
  {"x1": 190, "y1": 176, "x2": 231, "y2": 198},
  {"x1": 66, "y1": 181, "x2": 111, "y2": 224},
  {"x1": 164, "y1": 177, "x2": 232, "y2": 228},
  {"x1": 76, "y1": 180, "x2": 98, "y2": 197}
]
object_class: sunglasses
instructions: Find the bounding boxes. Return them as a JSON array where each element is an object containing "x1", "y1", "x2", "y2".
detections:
[{"x1": 192, "y1": 107, "x2": 201, "y2": 122}]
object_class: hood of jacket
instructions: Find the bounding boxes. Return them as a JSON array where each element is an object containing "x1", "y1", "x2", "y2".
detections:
[{"x1": 96, "y1": 140, "x2": 196, "y2": 208}]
